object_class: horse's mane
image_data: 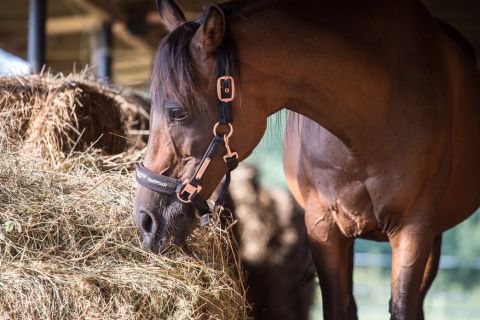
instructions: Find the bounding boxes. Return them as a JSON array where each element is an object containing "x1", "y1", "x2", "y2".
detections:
[
  {"x1": 151, "y1": 20, "x2": 202, "y2": 111},
  {"x1": 151, "y1": 4, "x2": 241, "y2": 112}
]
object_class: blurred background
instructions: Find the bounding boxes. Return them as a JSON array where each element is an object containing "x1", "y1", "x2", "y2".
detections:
[{"x1": 1, "y1": 0, "x2": 479, "y2": 319}]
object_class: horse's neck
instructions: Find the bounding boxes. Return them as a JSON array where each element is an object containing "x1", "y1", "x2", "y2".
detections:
[{"x1": 231, "y1": 0, "x2": 434, "y2": 148}]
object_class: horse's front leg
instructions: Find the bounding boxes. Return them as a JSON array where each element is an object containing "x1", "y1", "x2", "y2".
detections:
[
  {"x1": 389, "y1": 215, "x2": 436, "y2": 320},
  {"x1": 416, "y1": 234, "x2": 442, "y2": 320},
  {"x1": 305, "y1": 202, "x2": 357, "y2": 320}
]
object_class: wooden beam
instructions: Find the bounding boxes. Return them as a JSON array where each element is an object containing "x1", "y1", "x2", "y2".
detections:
[
  {"x1": 46, "y1": 15, "x2": 99, "y2": 35},
  {"x1": 113, "y1": 58, "x2": 151, "y2": 70},
  {"x1": 146, "y1": 10, "x2": 200, "y2": 25},
  {"x1": 70, "y1": 0, "x2": 110, "y2": 21},
  {"x1": 112, "y1": 23, "x2": 152, "y2": 52},
  {"x1": 69, "y1": 0, "x2": 153, "y2": 52},
  {"x1": 114, "y1": 73, "x2": 151, "y2": 85}
]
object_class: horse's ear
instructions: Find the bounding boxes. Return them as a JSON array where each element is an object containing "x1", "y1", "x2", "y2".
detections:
[
  {"x1": 200, "y1": 5, "x2": 225, "y2": 55},
  {"x1": 156, "y1": 0, "x2": 186, "y2": 32}
]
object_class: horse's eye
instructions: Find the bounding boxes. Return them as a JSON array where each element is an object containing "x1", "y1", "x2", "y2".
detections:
[{"x1": 169, "y1": 108, "x2": 189, "y2": 122}]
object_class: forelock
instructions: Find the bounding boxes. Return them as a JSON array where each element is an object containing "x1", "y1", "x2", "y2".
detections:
[{"x1": 151, "y1": 21, "x2": 202, "y2": 111}]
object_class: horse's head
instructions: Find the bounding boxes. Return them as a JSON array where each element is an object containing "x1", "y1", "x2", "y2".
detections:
[{"x1": 135, "y1": 0, "x2": 267, "y2": 253}]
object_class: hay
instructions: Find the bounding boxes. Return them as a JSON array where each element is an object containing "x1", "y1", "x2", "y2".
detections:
[
  {"x1": 0, "y1": 152, "x2": 248, "y2": 320},
  {"x1": 0, "y1": 73, "x2": 249, "y2": 319},
  {"x1": 0, "y1": 73, "x2": 149, "y2": 167}
]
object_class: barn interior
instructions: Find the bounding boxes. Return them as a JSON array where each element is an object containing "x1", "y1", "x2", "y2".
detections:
[{"x1": 0, "y1": 0, "x2": 479, "y2": 89}]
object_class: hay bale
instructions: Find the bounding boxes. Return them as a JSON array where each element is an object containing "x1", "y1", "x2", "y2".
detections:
[
  {"x1": 0, "y1": 74, "x2": 149, "y2": 165},
  {"x1": 0, "y1": 151, "x2": 248, "y2": 320}
]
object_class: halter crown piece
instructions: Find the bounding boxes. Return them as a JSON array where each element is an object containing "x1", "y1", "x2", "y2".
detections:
[{"x1": 135, "y1": 45, "x2": 239, "y2": 226}]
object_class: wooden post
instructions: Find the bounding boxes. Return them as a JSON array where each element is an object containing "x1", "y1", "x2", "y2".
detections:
[
  {"x1": 28, "y1": 0, "x2": 47, "y2": 73},
  {"x1": 96, "y1": 21, "x2": 112, "y2": 81}
]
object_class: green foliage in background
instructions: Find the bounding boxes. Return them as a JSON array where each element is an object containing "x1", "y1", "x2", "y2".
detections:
[{"x1": 245, "y1": 111, "x2": 288, "y2": 188}]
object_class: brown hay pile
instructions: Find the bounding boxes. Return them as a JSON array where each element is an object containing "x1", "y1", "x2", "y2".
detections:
[
  {"x1": 0, "y1": 74, "x2": 249, "y2": 319},
  {"x1": 0, "y1": 73, "x2": 149, "y2": 166}
]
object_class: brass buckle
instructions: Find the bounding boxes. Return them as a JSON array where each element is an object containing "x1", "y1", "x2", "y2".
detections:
[
  {"x1": 176, "y1": 180, "x2": 202, "y2": 204},
  {"x1": 217, "y1": 76, "x2": 235, "y2": 102}
]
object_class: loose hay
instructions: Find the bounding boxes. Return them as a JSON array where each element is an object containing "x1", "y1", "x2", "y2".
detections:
[
  {"x1": 0, "y1": 152, "x2": 248, "y2": 320},
  {"x1": 0, "y1": 73, "x2": 249, "y2": 320}
]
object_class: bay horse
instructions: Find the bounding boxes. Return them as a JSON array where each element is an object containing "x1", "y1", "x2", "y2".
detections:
[{"x1": 134, "y1": 0, "x2": 480, "y2": 319}]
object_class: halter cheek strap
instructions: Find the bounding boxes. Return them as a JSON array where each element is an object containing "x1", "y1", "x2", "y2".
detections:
[{"x1": 136, "y1": 75, "x2": 239, "y2": 226}]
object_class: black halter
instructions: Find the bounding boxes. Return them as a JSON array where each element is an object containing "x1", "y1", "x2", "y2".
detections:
[{"x1": 136, "y1": 41, "x2": 239, "y2": 226}]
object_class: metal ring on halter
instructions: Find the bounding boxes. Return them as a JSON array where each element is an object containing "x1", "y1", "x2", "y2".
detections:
[{"x1": 212, "y1": 122, "x2": 233, "y2": 138}]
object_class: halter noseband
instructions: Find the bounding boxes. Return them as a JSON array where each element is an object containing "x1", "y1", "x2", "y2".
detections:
[{"x1": 136, "y1": 73, "x2": 239, "y2": 226}]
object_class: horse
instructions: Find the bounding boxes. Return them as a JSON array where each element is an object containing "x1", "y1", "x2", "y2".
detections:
[
  {"x1": 282, "y1": 16, "x2": 479, "y2": 320},
  {"x1": 134, "y1": 1, "x2": 480, "y2": 319}
]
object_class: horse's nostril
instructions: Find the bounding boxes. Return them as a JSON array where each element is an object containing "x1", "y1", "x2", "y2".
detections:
[{"x1": 141, "y1": 211, "x2": 154, "y2": 234}]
